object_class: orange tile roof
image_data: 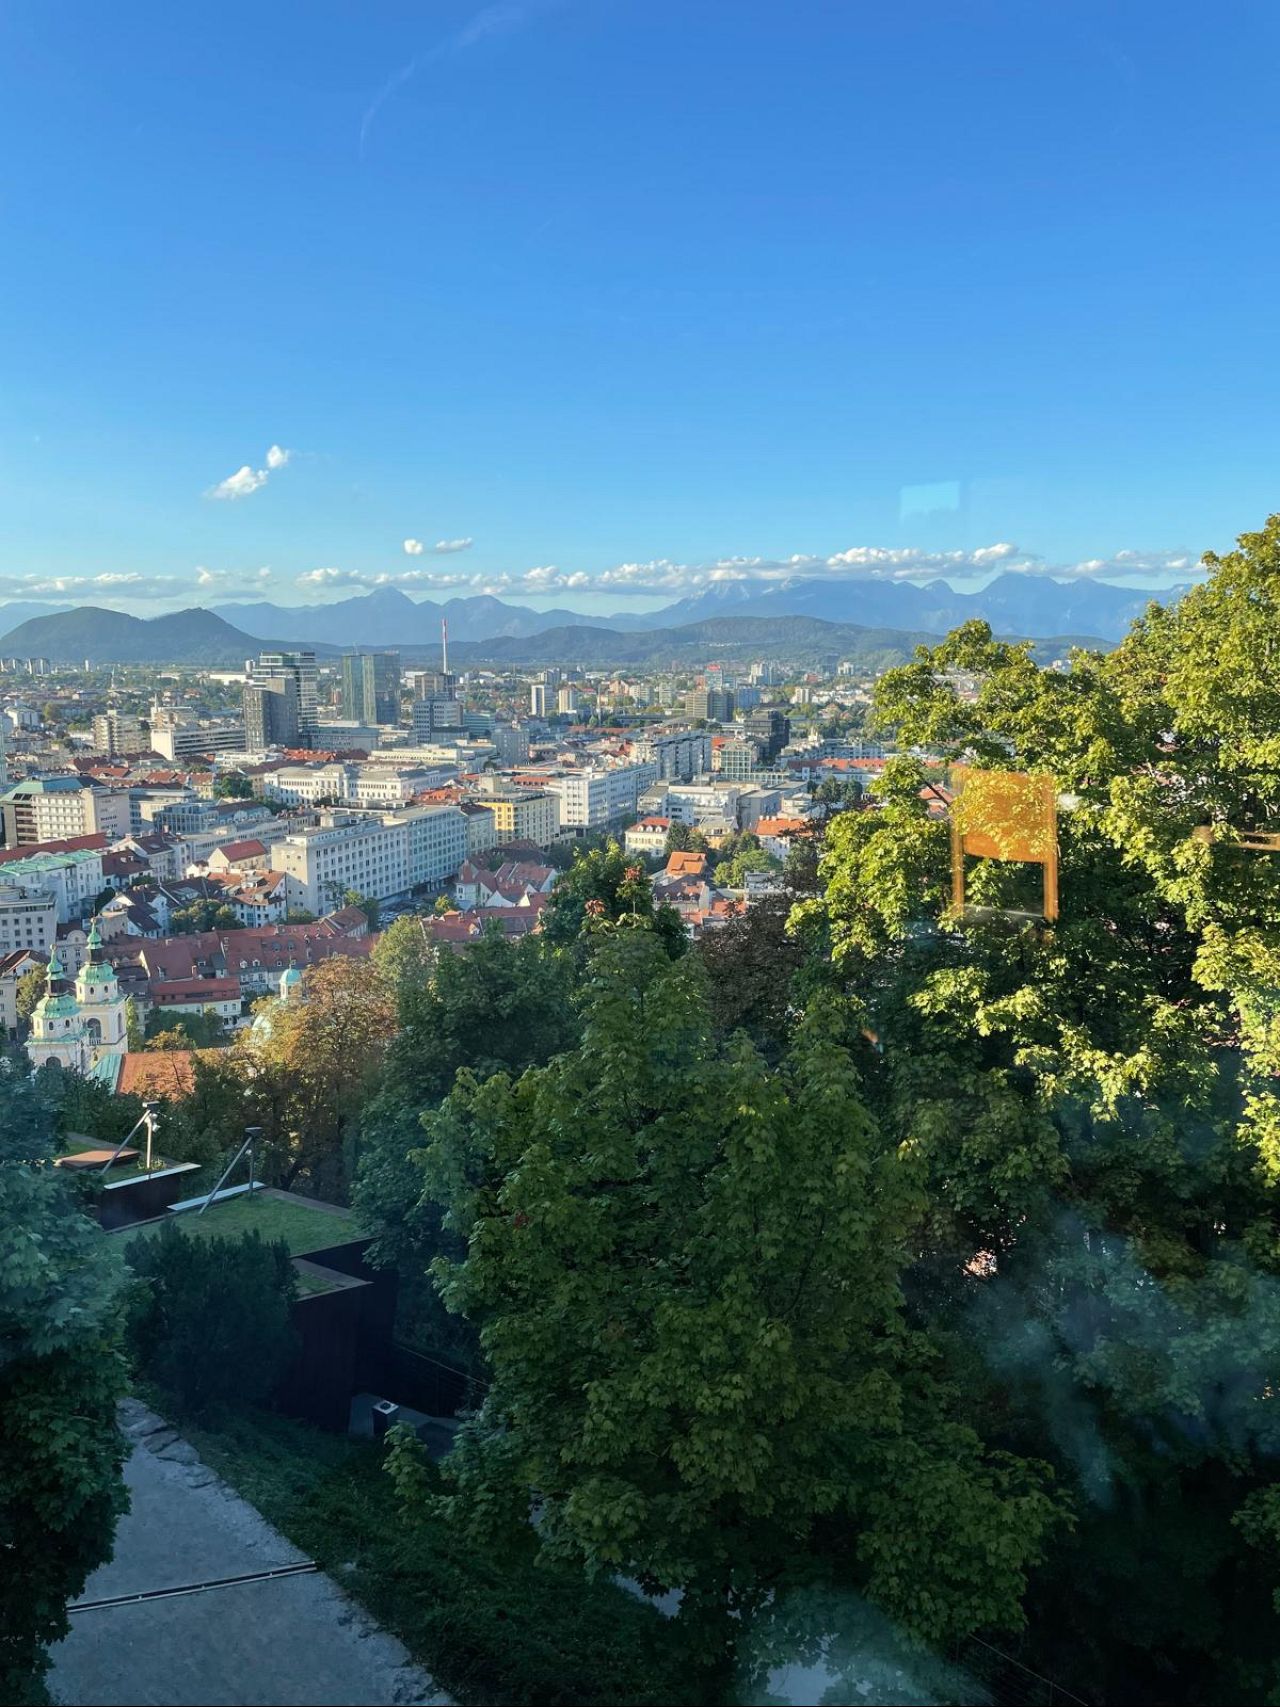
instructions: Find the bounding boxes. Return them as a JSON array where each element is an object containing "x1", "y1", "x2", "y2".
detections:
[{"x1": 116, "y1": 1050, "x2": 212, "y2": 1100}]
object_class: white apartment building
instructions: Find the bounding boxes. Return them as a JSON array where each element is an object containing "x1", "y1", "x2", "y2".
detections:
[
  {"x1": 0, "y1": 883, "x2": 57, "y2": 956},
  {"x1": 0, "y1": 847, "x2": 106, "y2": 923},
  {"x1": 346, "y1": 767, "x2": 442, "y2": 808},
  {"x1": 263, "y1": 761, "x2": 455, "y2": 810},
  {"x1": 261, "y1": 763, "x2": 353, "y2": 807},
  {"x1": 149, "y1": 716, "x2": 246, "y2": 762},
  {"x1": 91, "y1": 710, "x2": 144, "y2": 756},
  {"x1": 664, "y1": 780, "x2": 749, "y2": 830},
  {"x1": 545, "y1": 764, "x2": 650, "y2": 834},
  {"x1": 85, "y1": 787, "x2": 133, "y2": 842},
  {"x1": 273, "y1": 805, "x2": 466, "y2": 914},
  {"x1": 633, "y1": 729, "x2": 713, "y2": 782},
  {"x1": 0, "y1": 777, "x2": 96, "y2": 845},
  {"x1": 397, "y1": 804, "x2": 468, "y2": 892}
]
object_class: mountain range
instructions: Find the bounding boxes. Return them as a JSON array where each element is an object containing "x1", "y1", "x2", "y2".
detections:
[
  {"x1": 211, "y1": 573, "x2": 1181, "y2": 647},
  {"x1": 0, "y1": 601, "x2": 1093, "y2": 671},
  {"x1": 0, "y1": 573, "x2": 1185, "y2": 665}
]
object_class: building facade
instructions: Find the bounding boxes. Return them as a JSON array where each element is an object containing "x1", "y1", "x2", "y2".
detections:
[
  {"x1": 341, "y1": 652, "x2": 401, "y2": 726},
  {"x1": 475, "y1": 789, "x2": 558, "y2": 847},
  {"x1": 0, "y1": 882, "x2": 57, "y2": 956},
  {"x1": 243, "y1": 651, "x2": 318, "y2": 750}
]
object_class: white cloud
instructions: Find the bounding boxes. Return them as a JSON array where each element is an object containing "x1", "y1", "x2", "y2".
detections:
[
  {"x1": 296, "y1": 566, "x2": 355, "y2": 588},
  {"x1": 206, "y1": 444, "x2": 294, "y2": 500},
  {"x1": 207, "y1": 464, "x2": 267, "y2": 501},
  {"x1": 433, "y1": 537, "x2": 473, "y2": 554},
  {"x1": 284, "y1": 540, "x2": 1202, "y2": 607}
]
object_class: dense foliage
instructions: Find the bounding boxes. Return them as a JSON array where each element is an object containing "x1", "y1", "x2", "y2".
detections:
[
  {"x1": 125, "y1": 1223, "x2": 297, "y2": 1420},
  {"x1": 397, "y1": 931, "x2": 1061, "y2": 1688},
  {"x1": 0, "y1": 1069, "x2": 129, "y2": 1700}
]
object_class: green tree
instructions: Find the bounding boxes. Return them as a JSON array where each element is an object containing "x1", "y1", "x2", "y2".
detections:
[
  {"x1": 0, "y1": 1068, "x2": 129, "y2": 1699},
  {"x1": 125, "y1": 1224, "x2": 297, "y2": 1419},
  {"x1": 213, "y1": 771, "x2": 253, "y2": 799},
  {"x1": 355, "y1": 930, "x2": 581, "y2": 1368},
  {"x1": 716, "y1": 845, "x2": 780, "y2": 888},
  {"x1": 238, "y1": 957, "x2": 395, "y2": 1197},
  {"x1": 14, "y1": 966, "x2": 45, "y2": 1027},
  {"x1": 285, "y1": 908, "x2": 317, "y2": 924},
  {"x1": 170, "y1": 899, "x2": 240, "y2": 935},
  {"x1": 798, "y1": 517, "x2": 1280, "y2": 1702},
  {"x1": 144, "y1": 1006, "x2": 228, "y2": 1048},
  {"x1": 124, "y1": 994, "x2": 144, "y2": 1051},
  {"x1": 542, "y1": 840, "x2": 686, "y2": 959},
  {"x1": 399, "y1": 931, "x2": 1060, "y2": 1682},
  {"x1": 372, "y1": 914, "x2": 433, "y2": 1002},
  {"x1": 665, "y1": 822, "x2": 709, "y2": 856},
  {"x1": 697, "y1": 896, "x2": 806, "y2": 1061}
]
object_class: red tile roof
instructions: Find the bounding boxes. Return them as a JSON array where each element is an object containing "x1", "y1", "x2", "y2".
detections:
[
  {"x1": 150, "y1": 977, "x2": 242, "y2": 1004},
  {"x1": 213, "y1": 838, "x2": 268, "y2": 862},
  {"x1": 0, "y1": 832, "x2": 108, "y2": 864}
]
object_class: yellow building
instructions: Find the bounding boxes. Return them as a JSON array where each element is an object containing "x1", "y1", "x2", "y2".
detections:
[{"x1": 475, "y1": 789, "x2": 558, "y2": 848}]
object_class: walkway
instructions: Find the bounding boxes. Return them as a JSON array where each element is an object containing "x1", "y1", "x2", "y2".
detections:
[{"x1": 50, "y1": 1399, "x2": 449, "y2": 1707}]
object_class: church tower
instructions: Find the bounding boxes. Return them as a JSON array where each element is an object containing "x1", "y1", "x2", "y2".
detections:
[
  {"x1": 27, "y1": 945, "x2": 89, "y2": 1073},
  {"x1": 73, "y1": 919, "x2": 128, "y2": 1053}
]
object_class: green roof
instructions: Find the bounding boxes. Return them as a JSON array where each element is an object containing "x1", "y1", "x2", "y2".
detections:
[{"x1": 126, "y1": 1188, "x2": 365, "y2": 1257}]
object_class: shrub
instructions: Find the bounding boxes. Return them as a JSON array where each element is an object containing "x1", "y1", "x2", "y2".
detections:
[{"x1": 125, "y1": 1225, "x2": 297, "y2": 1419}]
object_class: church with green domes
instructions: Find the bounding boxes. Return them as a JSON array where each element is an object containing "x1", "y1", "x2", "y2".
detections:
[{"x1": 26, "y1": 919, "x2": 129, "y2": 1077}]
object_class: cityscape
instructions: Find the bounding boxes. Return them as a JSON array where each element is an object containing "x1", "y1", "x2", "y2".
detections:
[{"x1": 4, "y1": 5, "x2": 1280, "y2": 1707}]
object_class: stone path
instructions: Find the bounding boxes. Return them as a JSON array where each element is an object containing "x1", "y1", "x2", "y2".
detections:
[{"x1": 50, "y1": 1399, "x2": 449, "y2": 1707}]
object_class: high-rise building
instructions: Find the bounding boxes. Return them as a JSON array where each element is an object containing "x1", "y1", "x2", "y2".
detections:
[
  {"x1": 685, "y1": 687, "x2": 734, "y2": 723},
  {"x1": 411, "y1": 697, "x2": 466, "y2": 740},
  {"x1": 243, "y1": 652, "x2": 318, "y2": 750},
  {"x1": 91, "y1": 709, "x2": 144, "y2": 756},
  {"x1": 530, "y1": 683, "x2": 549, "y2": 717},
  {"x1": 492, "y1": 723, "x2": 530, "y2": 764},
  {"x1": 341, "y1": 652, "x2": 401, "y2": 726},
  {"x1": 743, "y1": 708, "x2": 791, "y2": 761},
  {"x1": 557, "y1": 685, "x2": 579, "y2": 716}
]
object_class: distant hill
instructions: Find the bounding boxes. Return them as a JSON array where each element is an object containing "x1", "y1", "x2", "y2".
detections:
[
  {"x1": 469, "y1": 613, "x2": 1100, "y2": 669},
  {"x1": 0, "y1": 606, "x2": 337, "y2": 665}
]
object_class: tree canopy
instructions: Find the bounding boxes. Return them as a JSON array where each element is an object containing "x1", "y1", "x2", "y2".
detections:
[
  {"x1": 0, "y1": 1068, "x2": 129, "y2": 1699},
  {"x1": 392, "y1": 931, "x2": 1062, "y2": 1681}
]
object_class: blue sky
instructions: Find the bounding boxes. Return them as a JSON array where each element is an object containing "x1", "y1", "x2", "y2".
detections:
[{"x1": 1, "y1": 0, "x2": 1277, "y2": 613}]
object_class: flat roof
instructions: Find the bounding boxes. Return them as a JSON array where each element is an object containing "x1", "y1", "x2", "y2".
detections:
[{"x1": 125, "y1": 1186, "x2": 365, "y2": 1256}]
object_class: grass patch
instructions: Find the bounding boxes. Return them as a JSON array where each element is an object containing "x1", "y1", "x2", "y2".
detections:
[
  {"x1": 125, "y1": 1189, "x2": 365, "y2": 1256},
  {"x1": 177, "y1": 1405, "x2": 699, "y2": 1707},
  {"x1": 57, "y1": 1142, "x2": 186, "y2": 1182}
]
